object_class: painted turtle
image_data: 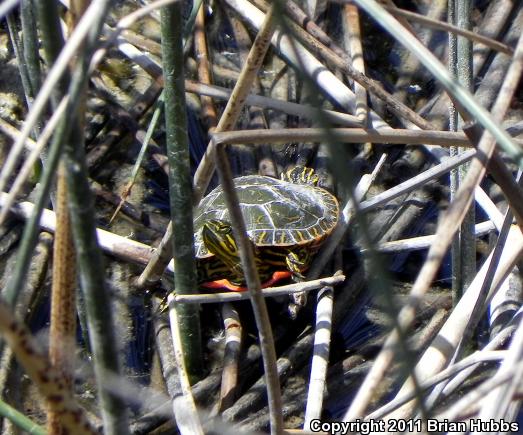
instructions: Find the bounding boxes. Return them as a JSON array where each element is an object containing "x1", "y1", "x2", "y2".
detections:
[{"x1": 194, "y1": 166, "x2": 339, "y2": 291}]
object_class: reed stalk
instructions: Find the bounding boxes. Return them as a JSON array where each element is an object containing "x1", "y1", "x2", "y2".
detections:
[
  {"x1": 0, "y1": 398, "x2": 46, "y2": 435},
  {"x1": 160, "y1": 0, "x2": 203, "y2": 379},
  {"x1": 20, "y1": 0, "x2": 42, "y2": 102}
]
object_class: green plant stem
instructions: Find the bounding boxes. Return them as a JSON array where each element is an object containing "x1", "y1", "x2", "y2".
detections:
[
  {"x1": 183, "y1": 0, "x2": 203, "y2": 54},
  {"x1": 450, "y1": 0, "x2": 475, "y2": 304},
  {"x1": 448, "y1": 0, "x2": 460, "y2": 306},
  {"x1": 20, "y1": 0, "x2": 42, "y2": 100},
  {"x1": 36, "y1": 0, "x2": 68, "y2": 96},
  {"x1": 160, "y1": 1, "x2": 203, "y2": 380},
  {"x1": 0, "y1": 399, "x2": 46, "y2": 435},
  {"x1": 6, "y1": 13, "x2": 34, "y2": 111},
  {"x1": 455, "y1": 0, "x2": 476, "y2": 296}
]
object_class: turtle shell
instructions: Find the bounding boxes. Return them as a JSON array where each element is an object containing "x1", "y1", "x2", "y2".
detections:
[{"x1": 194, "y1": 175, "x2": 339, "y2": 258}]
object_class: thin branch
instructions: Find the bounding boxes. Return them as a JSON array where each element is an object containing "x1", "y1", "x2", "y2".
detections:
[
  {"x1": 172, "y1": 274, "x2": 345, "y2": 303},
  {"x1": 385, "y1": 4, "x2": 514, "y2": 55},
  {"x1": 212, "y1": 128, "x2": 473, "y2": 147},
  {"x1": 374, "y1": 220, "x2": 496, "y2": 253},
  {"x1": 214, "y1": 142, "x2": 284, "y2": 435}
]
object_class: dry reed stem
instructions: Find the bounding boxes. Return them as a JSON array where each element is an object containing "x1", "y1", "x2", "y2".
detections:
[
  {"x1": 166, "y1": 295, "x2": 204, "y2": 435},
  {"x1": 194, "y1": 3, "x2": 218, "y2": 130},
  {"x1": 253, "y1": 0, "x2": 429, "y2": 129},
  {"x1": 224, "y1": 0, "x2": 389, "y2": 129},
  {"x1": 47, "y1": 163, "x2": 77, "y2": 434},
  {"x1": 202, "y1": 5, "x2": 284, "y2": 433},
  {"x1": 465, "y1": 124, "x2": 523, "y2": 229},
  {"x1": 0, "y1": 300, "x2": 96, "y2": 434},
  {"x1": 303, "y1": 286, "x2": 334, "y2": 428},
  {"x1": 388, "y1": 224, "x2": 523, "y2": 420},
  {"x1": 342, "y1": 3, "x2": 367, "y2": 123},
  {"x1": 271, "y1": 0, "x2": 434, "y2": 130},
  {"x1": 95, "y1": 36, "x2": 363, "y2": 127},
  {"x1": 437, "y1": 357, "x2": 523, "y2": 422},
  {"x1": 367, "y1": 350, "x2": 506, "y2": 420},
  {"x1": 282, "y1": 0, "x2": 350, "y2": 59},
  {"x1": 385, "y1": 4, "x2": 514, "y2": 55},
  {"x1": 359, "y1": 150, "x2": 476, "y2": 211},
  {"x1": 387, "y1": 26, "x2": 523, "y2": 418},
  {"x1": 218, "y1": 303, "x2": 242, "y2": 411},
  {"x1": 184, "y1": 81, "x2": 362, "y2": 126},
  {"x1": 440, "y1": 322, "x2": 516, "y2": 400},
  {"x1": 476, "y1": 277, "x2": 523, "y2": 418}
]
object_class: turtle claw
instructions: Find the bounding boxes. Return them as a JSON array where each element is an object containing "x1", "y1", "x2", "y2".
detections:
[
  {"x1": 287, "y1": 292, "x2": 307, "y2": 320},
  {"x1": 288, "y1": 291, "x2": 308, "y2": 319}
]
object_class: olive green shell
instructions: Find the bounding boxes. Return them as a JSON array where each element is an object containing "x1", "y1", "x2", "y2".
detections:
[{"x1": 194, "y1": 175, "x2": 339, "y2": 259}]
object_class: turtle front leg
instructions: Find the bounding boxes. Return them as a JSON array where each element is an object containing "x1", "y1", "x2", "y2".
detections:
[
  {"x1": 286, "y1": 248, "x2": 312, "y2": 319},
  {"x1": 285, "y1": 248, "x2": 311, "y2": 282}
]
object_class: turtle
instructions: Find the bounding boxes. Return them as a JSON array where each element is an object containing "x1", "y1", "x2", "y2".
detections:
[{"x1": 193, "y1": 166, "x2": 339, "y2": 291}]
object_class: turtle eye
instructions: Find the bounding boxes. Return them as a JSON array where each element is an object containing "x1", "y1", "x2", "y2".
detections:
[
  {"x1": 220, "y1": 223, "x2": 233, "y2": 235},
  {"x1": 208, "y1": 219, "x2": 230, "y2": 234}
]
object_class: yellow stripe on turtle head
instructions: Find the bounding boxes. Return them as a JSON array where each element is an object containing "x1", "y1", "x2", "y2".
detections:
[{"x1": 202, "y1": 219, "x2": 239, "y2": 267}]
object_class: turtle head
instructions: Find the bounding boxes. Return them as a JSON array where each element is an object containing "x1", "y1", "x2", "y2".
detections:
[
  {"x1": 281, "y1": 166, "x2": 319, "y2": 186},
  {"x1": 202, "y1": 219, "x2": 243, "y2": 278}
]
